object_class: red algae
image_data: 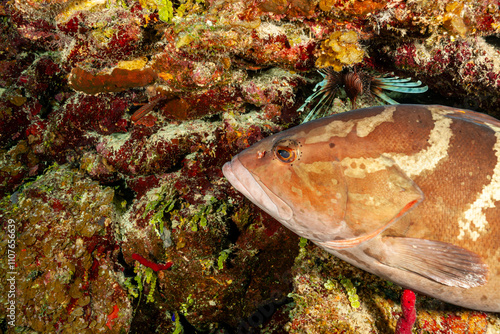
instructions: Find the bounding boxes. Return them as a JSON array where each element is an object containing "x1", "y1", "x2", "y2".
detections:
[
  {"x1": 106, "y1": 304, "x2": 120, "y2": 330},
  {"x1": 396, "y1": 290, "x2": 417, "y2": 334},
  {"x1": 132, "y1": 253, "x2": 173, "y2": 272}
]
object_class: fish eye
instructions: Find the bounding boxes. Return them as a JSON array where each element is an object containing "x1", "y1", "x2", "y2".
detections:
[
  {"x1": 276, "y1": 147, "x2": 294, "y2": 162},
  {"x1": 273, "y1": 139, "x2": 300, "y2": 163}
]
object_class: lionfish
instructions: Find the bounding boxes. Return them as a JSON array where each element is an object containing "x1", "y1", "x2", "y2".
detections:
[{"x1": 298, "y1": 67, "x2": 428, "y2": 123}]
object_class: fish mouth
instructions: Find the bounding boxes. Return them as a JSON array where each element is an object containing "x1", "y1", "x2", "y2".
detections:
[{"x1": 223, "y1": 156, "x2": 293, "y2": 221}]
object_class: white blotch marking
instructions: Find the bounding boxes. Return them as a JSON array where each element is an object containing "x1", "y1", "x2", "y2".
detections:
[
  {"x1": 305, "y1": 107, "x2": 395, "y2": 144},
  {"x1": 387, "y1": 107, "x2": 453, "y2": 177},
  {"x1": 340, "y1": 156, "x2": 394, "y2": 178},
  {"x1": 293, "y1": 161, "x2": 340, "y2": 192},
  {"x1": 356, "y1": 106, "x2": 395, "y2": 137},
  {"x1": 291, "y1": 186, "x2": 303, "y2": 198},
  {"x1": 305, "y1": 120, "x2": 355, "y2": 144},
  {"x1": 458, "y1": 131, "x2": 500, "y2": 241},
  {"x1": 349, "y1": 193, "x2": 382, "y2": 207}
]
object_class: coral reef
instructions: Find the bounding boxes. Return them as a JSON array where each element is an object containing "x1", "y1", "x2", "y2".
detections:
[
  {"x1": 377, "y1": 36, "x2": 500, "y2": 116},
  {"x1": 315, "y1": 31, "x2": 366, "y2": 70},
  {"x1": 284, "y1": 243, "x2": 499, "y2": 333},
  {"x1": 1, "y1": 0, "x2": 500, "y2": 332},
  {"x1": 0, "y1": 164, "x2": 131, "y2": 333}
]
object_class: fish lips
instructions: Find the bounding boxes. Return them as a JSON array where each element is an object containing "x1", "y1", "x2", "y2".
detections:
[{"x1": 223, "y1": 155, "x2": 293, "y2": 221}]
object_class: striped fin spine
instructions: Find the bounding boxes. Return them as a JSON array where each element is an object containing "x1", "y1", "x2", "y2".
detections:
[
  {"x1": 299, "y1": 67, "x2": 341, "y2": 123},
  {"x1": 372, "y1": 76, "x2": 428, "y2": 95}
]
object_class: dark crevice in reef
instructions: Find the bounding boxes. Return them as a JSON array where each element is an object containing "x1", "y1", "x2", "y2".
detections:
[
  {"x1": 202, "y1": 112, "x2": 223, "y2": 123},
  {"x1": 485, "y1": 34, "x2": 500, "y2": 49},
  {"x1": 110, "y1": 178, "x2": 136, "y2": 210},
  {"x1": 225, "y1": 215, "x2": 241, "y2": 244},
  {"x1": 117, "y1": 250, "x2": 135, "y2": 278},
  {"x1": 0, "y1": 318, "x2": 6, "y2": 333}
]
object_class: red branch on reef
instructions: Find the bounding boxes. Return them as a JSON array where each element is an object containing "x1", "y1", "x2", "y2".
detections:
[
  {"x1": 106, "y1": 304, "x2": 119, "y2": 330},
  {"x1": 132, "y1": 253, "x2": 173, "y2": 272},
  {"x1": 131, "y1": 95, "x2": 165, "y2": 123},
  {"x1": 396, "y1": 289, "x2": 417, "y2": 334}
]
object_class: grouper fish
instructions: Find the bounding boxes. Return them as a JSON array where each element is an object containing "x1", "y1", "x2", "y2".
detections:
[{"x1": 223, "y1": 104, "x2": 500, "y2": 312}]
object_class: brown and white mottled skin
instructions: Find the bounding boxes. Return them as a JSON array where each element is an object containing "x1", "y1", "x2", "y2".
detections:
[{"x1": 223, "y1": 104, "x2": 500, "y2": 312}]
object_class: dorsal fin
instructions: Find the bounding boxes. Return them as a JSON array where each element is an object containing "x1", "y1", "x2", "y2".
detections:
[{"x1": 443, "y1": 108, "x2": 500, "y2": 131}]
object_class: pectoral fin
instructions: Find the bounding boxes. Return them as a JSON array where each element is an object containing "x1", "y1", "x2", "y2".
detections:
[
  {"x1": 379, "y1": 237, "x2": 488, "y2": 288},
  {"x1": 317, "y1": 159, "x2": 423, "y2": 250},
  {"x1": 317, "y1": 157, "x2": 422, "y2": 250},
  {"x1": 342, "y1": 161, "x2": 423, "y2": 230}
]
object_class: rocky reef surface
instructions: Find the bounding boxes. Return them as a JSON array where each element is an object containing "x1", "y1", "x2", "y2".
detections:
[{"x1": 0, "y1": 0, "x2": 499, "y2": 333}]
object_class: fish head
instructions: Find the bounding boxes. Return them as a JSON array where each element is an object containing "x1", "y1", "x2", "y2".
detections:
[
  {"x1": 223, "y1": 109, "x2": 423, "y2": 245},
  {"x1": 223, "y1": 121, "x2": 350, "y2": 241}
]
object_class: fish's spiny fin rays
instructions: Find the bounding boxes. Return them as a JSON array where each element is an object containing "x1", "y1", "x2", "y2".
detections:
[
  {"x1": 374, "y1": 91, "x2": 400, "y2": 105},
  {"x1": 376, "y1": 76, "x2": 413, "y2": 83},
  {"x1": 376, "y1": 85, "x2": 429, "y2": 93},
  {"x1": 371, "y1": 75, "x2": 428, "y2": 102},
  {"x1": 299, "y1": 67, "x2": 341, "y2": 123},
  {"x1": 299, "y1": 70, "x2": 428, "y2": 122}
]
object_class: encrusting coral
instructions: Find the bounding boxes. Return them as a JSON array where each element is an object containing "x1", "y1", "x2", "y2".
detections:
[{"x1": 315, "y1": 31, "x2": 366, "y2": 70}]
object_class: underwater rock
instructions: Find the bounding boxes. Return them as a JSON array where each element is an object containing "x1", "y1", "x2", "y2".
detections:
[
  {"x1": 241, "y1": 68, "x2": 306, "y2": 109},
  {"x1": 0, "y1": 140, "x2": 38, "y2": 197},
  {"x1": 120, "y1": 165, "x2": 300, "y2": 330},
  {"x1": 33, "y1": 93, "x2": 129, "y2": 162},
  {"x1": 152, "y1": 45, "x2": 240, "y2": 90},
  {"x1": 12, "y1": 0, "x2": 154, "y2": 70},
  {"x1": 80, "y1": 151, "x2": 119, "y2": 184},
  {"x1": 383, "y1": 37, "x2": 500, "y2": 115},
  {"x1": 285, "y1": 242, "x2": 500, "y2": 333},
  {"x1": 96, "y1": 120, "x2": 200, "y2": 176},
  {"x1": 171, "y1": 15, "x2": 317, "y2": 72},
  {"x1": 398, "y1": 1, "x2": 498, "y2": 37},
  {"x1": 0, "y1": 100, "x2": 30, "y2": 147},
  {"x1": 16, "y1": 57, "x2": 65, "y2": 102},
  {"x1": 0, "y1": 164, "x2": 131, "y2": 333}
]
